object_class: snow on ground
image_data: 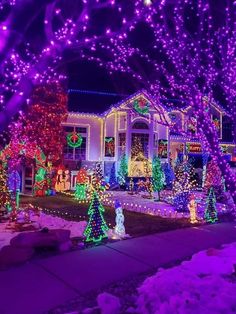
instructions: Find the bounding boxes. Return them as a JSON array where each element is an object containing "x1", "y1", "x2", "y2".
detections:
[
  {"x1": 0, "y1": 212, "x2": 87, "y2": 250},
  {"x1": 136, "y1": 242, "x2": 236, "y2": 314}
]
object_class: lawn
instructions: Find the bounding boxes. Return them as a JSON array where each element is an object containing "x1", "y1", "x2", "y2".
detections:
[{"x1": 20, "y1": 194, "x2": 192, "y2": 238}]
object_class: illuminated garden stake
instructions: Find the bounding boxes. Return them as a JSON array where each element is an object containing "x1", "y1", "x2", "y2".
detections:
[
  {"x1": 205, "y1": 188, "x2": 218, "y2": 223},
  {"x1": 84, "y1": 191, "x2": 109, "y2": 243},
  {"x1": 114, "y1": 200, "x2": 126, "y2": 238}
]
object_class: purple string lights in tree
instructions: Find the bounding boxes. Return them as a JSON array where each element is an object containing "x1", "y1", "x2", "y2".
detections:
[{"x1": 0, "y1": 0, "x2": 235, "y2": 201}]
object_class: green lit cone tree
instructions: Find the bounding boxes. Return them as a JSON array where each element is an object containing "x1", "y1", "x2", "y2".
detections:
[
  {"x1": 84, "y1": 191, "x2": 109, "y2": 243},
  {"x1": 205, "y1": 187, "x2": 218, "y2": 223},
  {"x1": 152, "y1": 156, "x2": 165, "y2": 201},
  {"x1": 117, "y1": 154, "x2": 128, "y2": 187}
]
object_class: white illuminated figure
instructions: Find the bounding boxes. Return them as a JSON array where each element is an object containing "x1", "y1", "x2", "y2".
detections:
[
  {"x1": 114, "y1": 200, "x2": 126, "y2": 238},
  {"x1": 188, "y1": 194, "x2": 198, "y2": 224}
]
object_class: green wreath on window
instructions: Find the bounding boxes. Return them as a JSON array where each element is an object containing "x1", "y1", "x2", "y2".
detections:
[
  {"x1": 67, "y1": 132, "x2": 83, "y2": 148},
  {"x1": 133, "y1": 97, "x2": 150, "y2": 115}
]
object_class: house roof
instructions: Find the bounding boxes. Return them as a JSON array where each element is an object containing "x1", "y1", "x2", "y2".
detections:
[
  {"x1": 102, "y1": 90, "x2": 171, "y2": 126},
  {"x1": 68, "y1": 90, "x2": 171, "y2": 126}
]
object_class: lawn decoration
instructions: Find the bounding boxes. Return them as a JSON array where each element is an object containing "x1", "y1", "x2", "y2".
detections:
[
  {"x1": 55, "y1": 168, "x2": 65, "y2": 192},
  {"x1": 84, "y1": 191, "x2": 109, "y2": 243},
  {"x1": 205, "y1": 188, "x2": 218, "y2": 223},
  {"x1": 114, "y1": 200, "x2": 126, "y2": 238},
  {"x1": 188, "y1": 194, "x2": 198, "y2": 224},
  {"x1": 117, "y1": 154, "x2": 128, "y2": 186},
  {"x1": 152, "y1": 156, "x2": 165, "y2": 201},
  {"x1": 0, "y1": 139, "x2": 47, "y2": 196},
  {"x1": 75, "y1": 168, "x2": 88, "y2": 201}
]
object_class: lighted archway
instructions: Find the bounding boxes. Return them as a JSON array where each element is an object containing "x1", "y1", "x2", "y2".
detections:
[{"x1": 0, "y1": 139, "x2": 47, "y2": 196}]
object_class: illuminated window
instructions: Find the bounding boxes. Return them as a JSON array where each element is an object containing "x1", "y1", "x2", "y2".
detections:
[{"x1": 64, "y1": 126, "x2": 87, "y2": 160}]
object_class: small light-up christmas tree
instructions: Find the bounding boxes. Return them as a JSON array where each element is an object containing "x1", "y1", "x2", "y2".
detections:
[
  {"x1": 84, "y1": 191, "x2": 109, "y2": 243},
  {"x1": 117, "y1": 154, "x2": 128, "y2": 186},
  {"x1": 205, "y1": 188, "x2": 218, "y2": 223},
  {"x1": 152, "y1": 156, "x2": 164, "y2": 201}
]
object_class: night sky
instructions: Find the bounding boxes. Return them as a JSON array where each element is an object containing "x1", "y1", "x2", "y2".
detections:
[
  {"x1": 0, "y1": 0, "x2": 231, "y2": 115},
  {"x1": 65, "y1": 0, "x2": 228, "y2": 114}
]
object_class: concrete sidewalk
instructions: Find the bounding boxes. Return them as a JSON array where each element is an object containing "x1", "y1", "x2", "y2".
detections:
[{"x1": 0, "y1": 222, "x2": 236, "y2": 314}]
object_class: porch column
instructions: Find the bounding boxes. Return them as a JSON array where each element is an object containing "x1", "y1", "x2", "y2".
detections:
[
  {"x1": 126, "y1": 111, "x2": 132, "y2": 175},
  {"x1": 148, "y1": 113, "x2": 154, "y2": 160}
]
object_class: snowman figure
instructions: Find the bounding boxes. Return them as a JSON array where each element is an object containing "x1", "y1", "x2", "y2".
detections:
[{"x1": 114, "y1": 200, "x2": 126, "y2": 238}]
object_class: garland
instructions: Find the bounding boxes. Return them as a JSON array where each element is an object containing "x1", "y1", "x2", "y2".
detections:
[{"x1": 67, "y1": 132, "x2": 83, "y2": 148}]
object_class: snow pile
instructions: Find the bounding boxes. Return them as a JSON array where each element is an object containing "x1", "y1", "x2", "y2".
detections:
[
  {"x1": 31, "y1": 212, "x2": 87, "y2": 238},
  {"x1": 97, "y1": 292, "x2": 121, "y2": 314},
  {"x1": 137, "y1": 243, "x2": 236, "y2": 314},
  {"x1": 0, "y1": 212, "x2": 87, "y2": 250}
]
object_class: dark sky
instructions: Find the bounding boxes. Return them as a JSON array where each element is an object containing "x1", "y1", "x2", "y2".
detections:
[
  {"x1": 66, "y1": 0, "x2": 229, "y2": 114},
  {"x1": 67, "y1": 60, "x2": 134, "y2": 114}
]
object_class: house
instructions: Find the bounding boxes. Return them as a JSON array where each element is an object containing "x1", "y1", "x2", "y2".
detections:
[
  {"x1": 12, "y1": 90, "x2": 235, "y2": 193},
  {"x1": 62, "y1": 91, "x2": 171, "y2": 188},
  {"x1": 168, "y1": 97, "x2": 235, "y2": 167}
]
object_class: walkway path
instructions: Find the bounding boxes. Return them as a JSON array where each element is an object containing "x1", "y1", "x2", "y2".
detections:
[{"x1": 0, "y1": 222, "x2": 236, "y2": 314}]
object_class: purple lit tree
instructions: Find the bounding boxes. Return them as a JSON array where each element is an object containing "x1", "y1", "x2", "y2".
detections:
[
  {"x1": 0, "y1": 0, "x2": 236, "y2": 203},
  {"x1": 83, "y1": 1, "x2": 236, "y2": 203}
]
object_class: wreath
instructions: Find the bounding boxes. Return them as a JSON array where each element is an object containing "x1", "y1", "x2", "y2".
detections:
[
  {"x1": 133, "y1": 97, "x2": 150, "y2": 115},
  {"x1": 67, "y1": 132, "x2": 83, "y2": 148}
]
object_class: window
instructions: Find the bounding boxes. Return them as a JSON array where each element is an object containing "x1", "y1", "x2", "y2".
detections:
[
  {"x1": 74, "y1": 137, "x2": 86, "y2": 160},
  {"x1": 131, "y1": 133, "x2": 149, "y2": 158},
  {"x1": 132, "y1": 121, "x2": 149, "y2": 130},
  {"x1": 64, "y1": 126, "x2": 87, "y2": 160}
]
